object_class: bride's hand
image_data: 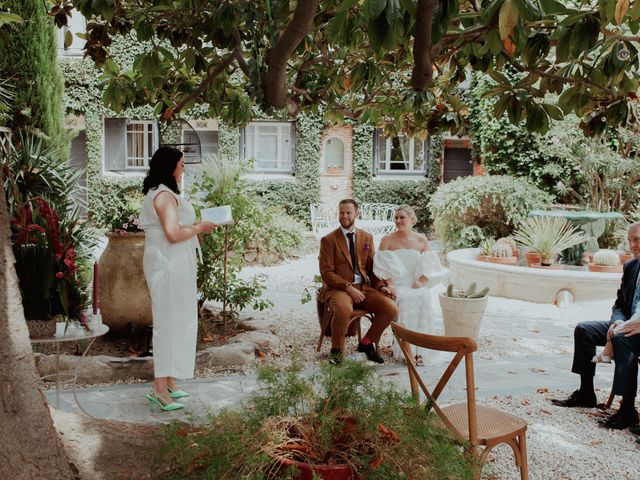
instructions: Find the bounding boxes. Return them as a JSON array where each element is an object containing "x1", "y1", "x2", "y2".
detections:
[{"x1": 411, "y1": 280, "x2": 427, "y2": 289}]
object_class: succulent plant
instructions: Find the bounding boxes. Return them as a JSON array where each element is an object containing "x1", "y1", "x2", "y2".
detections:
[
  {"x1": 490, "y1": 242, "x2": 512, "y2": 258},
  {"x1": 446, "y1": 282, "x2": 490, "y2": 299},
  {"x1": 592, "y1": 249, "x2": 621, "y2": 266},
  {"x1": 478, "y1": 238, "x2": 494, "y2": 256},
  {"x1": 512, "y1": 216, "x2": 587, "y2": 265},
  {"x1": 496, "y1": 237, "x2": 517, "y2": 252}
]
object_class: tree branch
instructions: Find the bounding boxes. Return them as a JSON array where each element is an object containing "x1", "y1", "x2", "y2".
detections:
[
  {"x1": 411, "y1": 0, "x2": 438, "y2": 91},
  {"x1": 233, "y1": 30, "x2": 250, "y2": 77},
  {"x1": 173, "y1": 53, "x2": 235, "y2": 116},
  {"x1": 263, "y1": 0, "x2": 320, "y2": 108},
  {"x1": 509, "y1": 59, "x2": 615, "y2": 97}
]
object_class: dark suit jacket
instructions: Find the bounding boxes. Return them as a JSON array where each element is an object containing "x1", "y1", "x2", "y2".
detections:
[
  {"x1": 318, "y1": 227, "x2": 384, "y2": 302},
  {"x1": 611, "y1": 258, "x2": 640, "y2": 321}
]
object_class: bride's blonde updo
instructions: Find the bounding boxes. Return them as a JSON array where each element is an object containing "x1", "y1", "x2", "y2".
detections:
[{"x1": 396, "y1": 205, "x2": 418, "y2": 226}]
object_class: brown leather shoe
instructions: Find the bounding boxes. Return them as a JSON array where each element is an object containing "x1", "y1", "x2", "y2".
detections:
[{"x1": 551, "y1": 390, "x2": 597, "y2": 408}]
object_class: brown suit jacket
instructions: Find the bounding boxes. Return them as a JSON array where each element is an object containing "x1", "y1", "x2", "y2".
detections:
[{"x1": 318, "y1": 227, "x2": 384, "y2": 303}]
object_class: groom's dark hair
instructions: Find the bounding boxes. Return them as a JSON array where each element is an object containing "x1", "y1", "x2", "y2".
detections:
[{"x1": 339, "y1": 198, "x2": 359, "y2": 210}]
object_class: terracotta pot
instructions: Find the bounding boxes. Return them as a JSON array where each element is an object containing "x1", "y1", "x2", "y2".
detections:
[
  {"x1": 620, "y1": 253, "x2": 633, "y2": 264},
  {"x1": 27, "y1": 319, "x2": 56, "y2": 339},
  {"x1": 486, "y1": 256, "x2": 518, "y2": 265},
  {"x1": 512, "y1": 249, "x2": 520, "y2": 257},
  {"x1": 588, "y1": 263, "x2": 623, "y2": 273},
  {"x1": 476, "y1": 254, "x2": 492, "y2": 262},
  {"x1": 530, "y1": 263, "x2": 564, "y2": 270},
  {"x1": 274, "y1": 454, "x2": 357, "y2": 480},
  {"x1": 439, "y1": 293, "x2": 488, "y2": 340},
  {"x1": 98, "y1": 232, "x2": 152, "y2": 331},
  {"x1": 525, "y1": 252, "x2": 542, "y2": 267}
]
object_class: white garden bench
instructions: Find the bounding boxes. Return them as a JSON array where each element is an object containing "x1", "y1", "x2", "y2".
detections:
[{"x1": 310, "y1": 203, "x2": 397, "y2": 240}]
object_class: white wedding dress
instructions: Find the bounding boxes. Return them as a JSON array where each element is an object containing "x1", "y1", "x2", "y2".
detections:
[
  {"x1": 373, "y1": 249, "x2": 443, "y2": 360},
  {"x1": 139, "y1": 184, "x2": 201, "y2": 379}
]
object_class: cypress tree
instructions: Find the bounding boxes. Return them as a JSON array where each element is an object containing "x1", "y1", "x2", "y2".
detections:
[{"x1": 0, "y1": 0, "x2": 66, "y2": 153}]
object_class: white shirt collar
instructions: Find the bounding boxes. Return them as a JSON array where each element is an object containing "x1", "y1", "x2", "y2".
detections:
[{"x1": 340, "y1": 226, "x2": 356, "y2": 236}]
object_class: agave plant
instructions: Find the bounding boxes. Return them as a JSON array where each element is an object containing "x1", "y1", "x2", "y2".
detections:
[{"x1": 512, "y1": 216, "x2": 586, "y2": 265}]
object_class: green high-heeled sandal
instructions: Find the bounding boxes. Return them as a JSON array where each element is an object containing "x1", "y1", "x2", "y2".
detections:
[
  {"x1": 146, "y1": 391, "x2": 184, "y2": 412},
  {"x1": 167, "y1": 387, "x2": 190, "y2": 399}
]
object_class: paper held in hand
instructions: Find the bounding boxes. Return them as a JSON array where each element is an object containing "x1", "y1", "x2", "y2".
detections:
[{"x1": 201, "y1": 205, "x2": 233, "y2": 225}]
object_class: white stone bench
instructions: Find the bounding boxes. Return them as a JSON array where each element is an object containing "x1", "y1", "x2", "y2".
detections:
[{"x1": 310, "y1": 203, "x2": 397, "y2": 240}]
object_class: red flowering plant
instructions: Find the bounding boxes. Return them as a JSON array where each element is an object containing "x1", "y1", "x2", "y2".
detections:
[{"x1": 11, "y1": 198, "x2": 89, "y2": 328}]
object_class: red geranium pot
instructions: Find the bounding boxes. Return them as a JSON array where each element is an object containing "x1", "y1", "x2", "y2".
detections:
[{"x1": 274, "y1": 455, "x2": 357, "y2": 480}]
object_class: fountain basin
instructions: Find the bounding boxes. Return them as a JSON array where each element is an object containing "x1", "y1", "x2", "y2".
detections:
[{"x1": 448, "y1": 249, "x2": 622, "y2": 304}]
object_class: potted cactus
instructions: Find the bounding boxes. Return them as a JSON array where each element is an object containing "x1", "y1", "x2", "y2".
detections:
[
  {"x1": 438, "y1": 282, "x2": 490, "y2": 340},
  {"x1": 496, "y1": 237, "x2": 519, "y2": 257},
  {"x1": 475, "y1": 238, "x2": 494, "y2": 262},
  {"x1": 487, "y1": 242, "x2": 519, "y2": 265},
  {"x1": 589, "y1": 249, "x2": 623, "y2": 273}
]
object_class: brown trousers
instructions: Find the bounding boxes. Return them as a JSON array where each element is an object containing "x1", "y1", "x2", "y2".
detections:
[{"x1": 328, "y1": 284, "x2": 398, "y2": 350}]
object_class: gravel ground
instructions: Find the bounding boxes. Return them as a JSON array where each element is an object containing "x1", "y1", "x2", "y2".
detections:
[{"x1": 217, "y1": 253, "x2": 640, "y2": 480}]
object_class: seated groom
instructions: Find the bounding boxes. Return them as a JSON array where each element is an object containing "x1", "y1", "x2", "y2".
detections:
[
  {"x1": 552, "y1": 222, "x2": 640, "y2": 429},
  {"x1": 318, "y1": 199, "x2": 398, "y2": 365}
]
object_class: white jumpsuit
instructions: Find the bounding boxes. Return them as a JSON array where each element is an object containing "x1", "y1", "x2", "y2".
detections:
[{"x1": 139, "y1": 184, "x2": 200, "y2": 378}]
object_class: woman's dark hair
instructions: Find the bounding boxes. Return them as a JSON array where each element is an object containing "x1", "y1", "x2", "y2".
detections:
[{"x1": 142, "y1": 147, "x2": 183, "y2": 194}]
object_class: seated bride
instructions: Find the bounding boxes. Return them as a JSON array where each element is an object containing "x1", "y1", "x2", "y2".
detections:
[{"x1": 373, "y1": 205, "x2": 442, "y2": 365}]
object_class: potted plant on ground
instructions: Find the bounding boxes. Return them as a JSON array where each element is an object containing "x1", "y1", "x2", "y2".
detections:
[
  {"x1": 439, "y1": 282, "x2": 490, "y2": 340},
  {"x1": 589, "y1": 249, "x2": 623, "y2": 273},
  {"x1": 98, "y1": 191, "x2": 153, "y2": 331},
  {"x1": 158, "y1": 360, "x2": 474, "y2": 479},
  {"x1": 512, "y1": 216, "x2": 586, "y2": 268}
]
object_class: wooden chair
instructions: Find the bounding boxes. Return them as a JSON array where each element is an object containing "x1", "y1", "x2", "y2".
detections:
[
  {"x1": 391, "y1": 322, "x2": 528, "y2": 480},
  {"x1": 316, "y1": 302, "x2": 375, "y2": 354}
]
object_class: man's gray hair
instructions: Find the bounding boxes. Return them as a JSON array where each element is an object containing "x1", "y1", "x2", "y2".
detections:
[{"x1": 628, "y1": 222, "x2": 640, "y2": 234}]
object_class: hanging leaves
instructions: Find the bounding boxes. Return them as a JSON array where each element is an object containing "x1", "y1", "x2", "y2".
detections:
[
  {"x1": 499, "y1": 0, "x2": 518, "y2": 40},
  {"x1": 615, "y1": 0, "x2": 630, "y2": 25}
]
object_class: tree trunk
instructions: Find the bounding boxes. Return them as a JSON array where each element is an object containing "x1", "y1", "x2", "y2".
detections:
[
  {"x1": 0, "y1": 174, "x2": 77, "y2": 478},
  {"x1": 263, "y1": 0, "x2": 320, "y2": 108}
]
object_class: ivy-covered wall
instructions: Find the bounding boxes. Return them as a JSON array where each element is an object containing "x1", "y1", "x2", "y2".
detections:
[{"x1": 60, "y1": 35, "x2": 444, "y2": 230}]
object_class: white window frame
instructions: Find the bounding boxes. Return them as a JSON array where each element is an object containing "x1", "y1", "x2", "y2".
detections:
[
  {"x1": 373, "y1": 129, "x2": 429, "y2": 176},
  {"x1": 126, "y1": 120, "x2": 156, "y2": 170},
  {"x1": 241, "y1": 121, "x2": 295, "y2": 173}
]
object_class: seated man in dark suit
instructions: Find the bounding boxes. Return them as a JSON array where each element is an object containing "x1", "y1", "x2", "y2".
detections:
[{"x1": 552, "y1": 223, "x2": 640, "y2": 429}]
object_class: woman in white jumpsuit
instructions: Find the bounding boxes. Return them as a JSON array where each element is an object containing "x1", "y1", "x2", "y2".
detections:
[{"x1": 138, "y1": 147, "x2": 217, "y2": 412}]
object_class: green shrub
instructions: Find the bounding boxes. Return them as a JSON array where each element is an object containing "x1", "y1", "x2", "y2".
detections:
[
  {"x1": 430, "y1": 175, "x2": 552, "y2": 248},
  {"x1": 158, "y1": 361, "x2": 474, "y2": 479},
  {"x1": 89, "y1": 177, "x2": 143, "y2": 229},
  {"x1": 193, "y1": 156, "x2": 305, "y2": 317}
]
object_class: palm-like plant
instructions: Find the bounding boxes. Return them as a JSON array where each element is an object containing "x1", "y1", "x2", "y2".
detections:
[{"x1": 512, "y1": 216, "x2": 586, "y2": 265}]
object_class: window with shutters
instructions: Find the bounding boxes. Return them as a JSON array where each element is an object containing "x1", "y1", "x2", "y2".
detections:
[
  {"x1": 103, "y1": 119, "x2": 158, "y2": 173},
  {"x1": 372, "y1": 129, "x2": 429, "y2": 176},
  {"x1": 240, "y1": 122, "x2": 295, "y2": 173}
]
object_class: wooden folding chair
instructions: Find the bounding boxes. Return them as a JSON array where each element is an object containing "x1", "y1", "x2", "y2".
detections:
[
  {"x1": 391, "y1": 322, "x2": 528, "y2": 480},
  {"x1": 316, "y1": 288, "x2": 378, "y2": 354}
]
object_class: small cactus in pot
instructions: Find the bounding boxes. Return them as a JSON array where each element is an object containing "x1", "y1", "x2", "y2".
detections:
[
  {"x1": 487, "y1": 242, "x2": 519, "y2": 265},
  {"x1": 589, "y1": 249, "x2": 622, "y2": 273}
]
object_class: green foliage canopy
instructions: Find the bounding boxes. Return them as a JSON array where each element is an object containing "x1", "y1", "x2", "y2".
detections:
[{"x1": 50, "y1": 0, "x2": 640, "y2": 135}]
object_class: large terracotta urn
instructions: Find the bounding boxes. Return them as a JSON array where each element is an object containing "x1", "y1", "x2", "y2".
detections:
[{"x1": 98, "y1": 232, "x2": 152, "y2": 331}]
